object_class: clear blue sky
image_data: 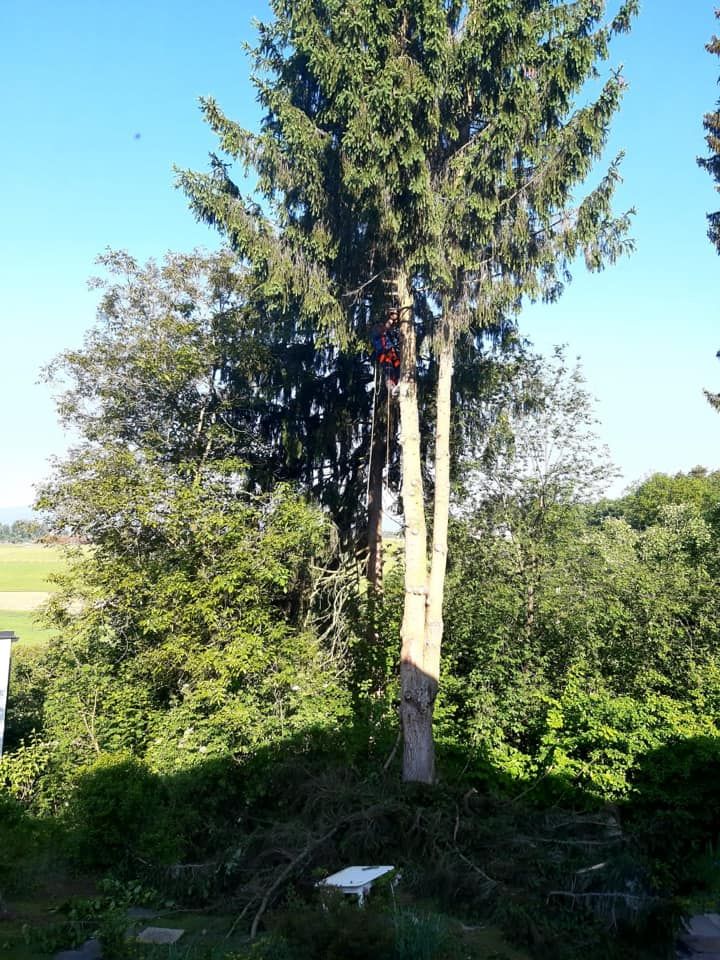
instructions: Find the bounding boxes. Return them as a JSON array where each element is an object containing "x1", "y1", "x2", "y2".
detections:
[{"x1": 0, "y1": 0, "x2": 717, "y2": 509}]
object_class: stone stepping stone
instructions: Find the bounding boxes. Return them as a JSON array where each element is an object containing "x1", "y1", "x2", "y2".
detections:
[{"x1": 136, "y1": 926, "x2": 185, "y2": 944}]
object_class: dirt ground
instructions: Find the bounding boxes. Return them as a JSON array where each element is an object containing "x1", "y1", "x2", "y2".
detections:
[{"x1": 0, "y1": 592, "x2": 49, "y2": 611}]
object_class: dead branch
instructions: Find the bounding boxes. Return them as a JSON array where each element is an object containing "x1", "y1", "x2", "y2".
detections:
[
  {"x1": 450, "y1": 848, "x2": 498, "y2": 892},
  {"x1": 249, "y1": 824, "x2": 340, "y2": 939},
  {"x1": 239, "y1": 801, "x2": 398, "y2": 940},
  {"x1": 382, "y1": 731, "x2": 402, "y2": 772},
  {"x1": 547, "y1": 890, "x2": 657, "y2": 905}
]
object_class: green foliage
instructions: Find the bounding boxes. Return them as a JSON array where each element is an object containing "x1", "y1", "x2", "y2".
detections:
[
  {"x1": 4, "y1": 645, "x2": 51, "y2": 750},
  {"x1": 33, "y1": 247, "x2": 362, "y2": 809},
  {"x1": 0, "y1": 793, "x2": 38, "y2": 896},
  {"x1": 269, "y1": 894, "x2": 395, "y2": 960},
  {"x1": 182, "y1": 0, "x2": 635, "y2": 327},
  {"x1": 178, "y1": 4, "x2": 638, "y2": 693},
  {"x1": 445, "y1": 455, "x2": 720, "y2": 798},
  {"x1": 603, "y1": 467, "x2": 720, "y2": 531},
  {"x1": 267, "y1": 896, "x2": 454, "y2": 960},
  {"x1": 443, "y1": 363, "x2": 720, "y2": 820},
  {"x1": 698, "y1": 9, "x2": 720, "y2": 253},
  {"x1": 626, "y1": 736, "x2": 720, "y2": 893},
  {"x1": 34, "y1": 466, "x2": 349, "y2": 793},
  {"x1": 530, "y1": 684, "x2": 718, "y2": 803},
  {"x1": 8, "y1": 12, "x2": 720, "y2": 954},
  {"x1": 0, "y1": 740, "x2": 689, "y2": 958},
  {"x1": 45, "y1": 249, "x2": 255, "y2": 467},
  {"x1": 0, "y1": 736, "x2": 54, "y2": 807},
  {"x1": 205, "y1": 758, "x2": 672, "y2": 956},
  {"x1": 0, "y1": 519, "x2": 48, "y2": 543},
  {"x1": 459, "y1": 348, "x2": 618, "y2": 510},
  {"x1": 42, "y1": 246, "x2": 380, "y2": 544},
  {"x1": 67, "y1": 752, "x2": 179, "y2": 868}
]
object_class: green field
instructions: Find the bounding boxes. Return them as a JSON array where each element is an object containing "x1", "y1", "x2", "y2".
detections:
[
  {"x1": 0, "y1": 544, "x2": 66, "y2": 647},
  {"x1": 0, "y1": 610, "x2": 56, "y2": 647},
  {"x1": 0, "y1": 544, "x2": 66, "y2": 592}
]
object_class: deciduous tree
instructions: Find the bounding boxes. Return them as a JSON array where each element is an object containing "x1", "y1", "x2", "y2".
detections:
[
  {"x1": 39, "y1": 461, "x2": 347, "y2": 774},
  {"x1": 44, "y1": 248, "x2": 379, "y2": 545}
]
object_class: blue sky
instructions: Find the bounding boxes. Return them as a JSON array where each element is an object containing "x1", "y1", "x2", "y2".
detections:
[{"x1": 0, "y1": 0, "x2": 717, "y2": 509}]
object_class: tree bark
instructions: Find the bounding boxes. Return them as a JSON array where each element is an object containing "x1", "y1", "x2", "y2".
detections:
[
  {"x1": 397, "y1": 270, "x2": 435, "y2": 784},
  {"x1": 366, "y1": 386, "x2": 386, "y2": 593},
  {"x1": 424, "y1": 312, "x2": 454, "y2": 698}
]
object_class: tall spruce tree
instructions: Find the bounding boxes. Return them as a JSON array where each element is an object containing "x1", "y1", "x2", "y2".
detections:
[
  {"x1": 700, "y1": 11, "x2": 720, "y2": 412},
  {"x1": 179, "y1": 0, "x2": 636, "y2": 783},
  {"x1": 699, "y1": 9, "x2": 720, "y2": 254},
  {"x1": 46, "y1": 248, "x2": 381, "y2": 544}
]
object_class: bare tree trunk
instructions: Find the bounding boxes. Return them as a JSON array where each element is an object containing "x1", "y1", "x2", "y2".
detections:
[
  {"x1": 366, "y1": 389, "x2": 386, "y2": 593},
  {"x1": 396, "y1": 270, "x2": 434, "y2": 783},
  {"x1": 423, "y1": 312, "x2": 454, "y2": 700}
]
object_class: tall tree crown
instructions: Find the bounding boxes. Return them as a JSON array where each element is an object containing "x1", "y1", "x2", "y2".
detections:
[
  {"x1": 699, "y1": 9, "x2": 720, "y2": 253},
  {"x1": 178, "y1": 0, "x2": 636, "y2": 341}
]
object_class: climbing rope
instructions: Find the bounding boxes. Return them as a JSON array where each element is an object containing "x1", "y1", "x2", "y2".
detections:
[
  {"x1": 385, "y1": 389, "x2": 391, "y2": 485},
  {"x1": 365, "y1": 360, "x2": 393, "y2": 515},
  {"x1": 366, "y1": 363, "x2": 380, "y2": 509},
  {"x1": 366, "y1": 298, "x2": 405, "y2": 526}
]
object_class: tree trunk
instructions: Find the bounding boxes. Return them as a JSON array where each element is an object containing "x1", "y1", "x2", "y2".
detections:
[
  {"x1": 397, "y1": 270, "x2": 435, "y2": 783},
  {"x1": 366, "y1": 387, "x2": 386, "y2": 593},
  {"x1": 423, "y1": 313, "x2": 454, "y2": 699}
]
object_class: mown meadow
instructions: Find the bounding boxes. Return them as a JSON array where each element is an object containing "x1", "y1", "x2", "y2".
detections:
[{"x1": 0, "y1": 544, "x2": 64, "y2": 647}]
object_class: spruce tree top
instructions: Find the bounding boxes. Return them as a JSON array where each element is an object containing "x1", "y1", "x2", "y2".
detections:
[
  {"x1": 179, "y1": 0, "x2": 636, "y2": 340},
  {"x1": 699, "y1": 10, "x2": 720, "y2": 253}
]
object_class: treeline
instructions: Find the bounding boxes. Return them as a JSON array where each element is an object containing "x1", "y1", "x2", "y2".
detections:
[
  {"x1": 442, "y1": 464, "x2": 720, "y2": 801},
  {"x1": 0, "y1": 519, "x2": 47, "y2": 543}
]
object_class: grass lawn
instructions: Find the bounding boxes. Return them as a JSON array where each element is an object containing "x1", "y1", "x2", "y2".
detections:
[
  {"x1": 0, "y1": 610, "x2": 56, "y2": 647},
  {"x1": 0, "y1": 897, "x2": 533, "y2": 960},
  {"x1": 0, "y1": 544, "x2": 67, "y2": 592}
]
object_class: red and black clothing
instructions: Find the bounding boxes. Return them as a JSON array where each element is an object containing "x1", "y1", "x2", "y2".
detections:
[{"x1": 371, "y1": 326, "x2": 400, "y2": 385}]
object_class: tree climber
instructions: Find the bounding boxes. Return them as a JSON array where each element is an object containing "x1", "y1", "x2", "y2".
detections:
[{"x1": 371, "y1": 307, "x2": 401, "y2": 396}]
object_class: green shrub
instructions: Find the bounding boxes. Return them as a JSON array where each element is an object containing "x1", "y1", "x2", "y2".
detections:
[
  {"x1": 625, "y1": 735, "x2": 720, "y2": 894},
  {"x1": 518, "y1": 684, "x2": 718, "y2": 804},
  {"x1": 0, "y1": 792, "x2": 38, "y2": 896},
  {"x1": 266, "y1": 895, "x2": 457, "y2": 960},
  {"x1": 269, "y1": 893, "x2": 394, "y2": 960},
  {"x1": 4, "y1": 645, "x2": 50, "y2": 751},
  {"x1": 67, "y1": 752, "x2": 181, "y2": 868}
]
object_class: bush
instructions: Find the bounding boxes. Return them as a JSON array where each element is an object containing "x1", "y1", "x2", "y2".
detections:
[
  {"x1": 0, "y1": 792, "x2": 38, "y2": 895},
  {"x1": 267, "y1": 895, "x2": 454, "y2": 960},
  {"x1": 625, "y1": 735, "x2": 720, "y2": 894},
  {"x1": 268, "y1": 892, "x2": 394, "y2": 959},
  {"x1": 4, "y1": 645, "x2": 50, "y2": 751},
  {"x1": 515, "y1": 683, "x2": 718, "y2": 804},
  {"x1": 67, "y1": 752, "x2": 181, "y2": 868}
]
